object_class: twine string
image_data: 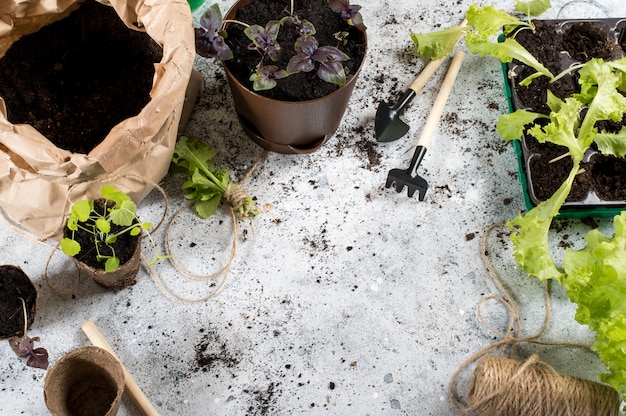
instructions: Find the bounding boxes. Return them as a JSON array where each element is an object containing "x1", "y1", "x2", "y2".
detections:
[
  {"x1": 155, "y1": 150, "x2": 268, "y2": 303},
  {"x1": 449, "y1": 222, "x2": 618, "y2": 416}
]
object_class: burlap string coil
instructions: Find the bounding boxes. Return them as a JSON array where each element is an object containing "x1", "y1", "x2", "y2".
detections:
[
  {"x1": 467, "y1": 354, "x2": 620, "y2": 416},
  {"x1": 449, "y1": 223, "x2": 621, "y2": 416}
]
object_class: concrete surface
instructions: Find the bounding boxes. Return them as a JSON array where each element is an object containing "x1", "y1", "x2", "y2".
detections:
[{"x1": 1, "y1": 0, "x2": 625, "y2": 415}]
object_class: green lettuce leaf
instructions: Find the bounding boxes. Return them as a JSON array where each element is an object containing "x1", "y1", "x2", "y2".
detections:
[
  {"x1": 515, "y1": 0, "x2": 551, "y2": 16},
  {"x1": 410, "y1": 24, "x2": 468, "y2": 60},
  {"x1": 594, "y1": 127, "x2": 626, "y2": 157},
  {"x1": 507, "y1": 166, "x2": 579, "y2": 283},
  {"x1": 172, "y1": 136, "x2": 259, "y2": 220},
  {"x1": 563, "y1": 211, "x2": 626, "y2": 394},
  {"x1": 496, "y1": 109, "x2": 547, "y2": 141}
]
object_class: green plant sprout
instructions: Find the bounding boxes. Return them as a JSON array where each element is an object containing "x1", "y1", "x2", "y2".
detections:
[
  {"x1": 194, "y1": 0, "x2": 365, "y2": 90},
  {"x1": 61, "y1": 185, "x2": 168, "y2": 272},
  {"x1": 171, "y1": 136, "x2": 259, "y2": 220},
  {"x1": 9, "y1": 297, "x2": 48, "y2": 370},
  {"x1": 410, "y1": 0, "x2": 554, "y2": 86}
]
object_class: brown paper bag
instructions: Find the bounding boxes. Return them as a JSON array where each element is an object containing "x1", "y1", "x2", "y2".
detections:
[{"x1": 0, "y1": 0, "x2": 195, "y2": 240}]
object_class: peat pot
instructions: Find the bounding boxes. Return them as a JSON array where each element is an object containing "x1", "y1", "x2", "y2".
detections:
[
  {"x1": 222, "y1": 0, "x2": 367, "y2": 154},
  {"x1": 0, "y1": 265, "x2": 37, "y2": 339},
  {"x1": 44, "y1": 346, "x2": 125, "y2": 416}
]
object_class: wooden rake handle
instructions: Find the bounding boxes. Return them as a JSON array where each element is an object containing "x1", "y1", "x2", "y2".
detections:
[{"x1": 415, "y1": 50, "x2": 466, "y2": 149}]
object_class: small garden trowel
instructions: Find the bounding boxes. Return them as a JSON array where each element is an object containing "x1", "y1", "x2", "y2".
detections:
[
  {"x1": 376, "y1": 19, "x2": 467, "y2": 143},
  {"x1": 375, "y1": 54, "x2": 448, "y2": 142}
]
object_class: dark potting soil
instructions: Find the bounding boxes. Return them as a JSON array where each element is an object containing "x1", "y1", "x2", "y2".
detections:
[
  {"x1": 223, "y1": 0, "x2": 367, "y2": 101},
  {"x1": 63, "y1": 200, "x2": 139, "y2": 270},
  {"x1": 509, "y1": 19, "x2": 626, "y2": 204},
  {"x1": 0, "y1": 266, "x2": 37, "y2": 339},
  {"x1": 0, "y1": 0, "x2": 162, "y2": 154}
]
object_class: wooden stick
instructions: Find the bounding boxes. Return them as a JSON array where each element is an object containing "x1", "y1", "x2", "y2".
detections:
[
  {"x1": 549, "y1": 151, "x2": 570, "y2": 164},
  {"x1": 82, "y1": 320, "x2": 160, "y2": 416}
]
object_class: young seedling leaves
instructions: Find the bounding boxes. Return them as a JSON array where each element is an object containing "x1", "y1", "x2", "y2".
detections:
[
  {"x1": 281, "y1": 16, "x2": 316, "y2": 36},
  {"x1": 9, "y1": 336, "x2": 49, "y2": 369},
  {"x1": 61, "y1": 185, "x2": 165, "y2": 272},
  {"x1": 411, "y1": 3, "x2": 553, "y2": 84},
  {"x1": 287, "y1": 36, "x2": 349, "y2": 86},
  {"x1": 249, "y1": 65, "x2": 289, "y2": 91},
  {"x1": 245, "y1": 21, "x2": 282, "y2": 61},
  {"x1": 196, "y1": 3, "x2": 233, "y2": 60},
  {"x1": 328, "y1": 0, "x2": 366, "y2": 31},
  {"x1": 411, "y1": 23, "x2": 469, "y2": 60},
  {"x1": 172, "y1": 136, "x2": 259, "y2": 220},
  {"x1": 8, "y1": 298, "x2": 48, "y2": 370},
  {"x1": 515, "y1": 0, "x2": 552, "y2": 16}
]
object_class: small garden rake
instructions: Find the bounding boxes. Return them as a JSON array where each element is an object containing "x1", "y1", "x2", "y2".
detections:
[{"x1": 385, "y1": 50, "x2": 466, "y2": 200}]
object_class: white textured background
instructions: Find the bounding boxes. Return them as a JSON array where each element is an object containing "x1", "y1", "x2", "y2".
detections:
[{"x1": 1, "y1": 0, "x2": 625, "y2": 414}]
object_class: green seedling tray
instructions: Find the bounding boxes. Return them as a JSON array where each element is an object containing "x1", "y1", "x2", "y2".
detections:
[{"x1": 499, "y1": 19, "x2": 626, "y2": 219}]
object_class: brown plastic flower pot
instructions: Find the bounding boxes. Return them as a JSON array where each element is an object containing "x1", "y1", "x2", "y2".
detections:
[
  {"x1": 44, "y1": 346, "x2": 125, "y2": 416},
  {"x1": 222, "y1": 0, "x2": 367, "y2": 154}
]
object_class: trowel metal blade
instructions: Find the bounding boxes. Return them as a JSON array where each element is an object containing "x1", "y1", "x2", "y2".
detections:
[{"x1": 375, "y1": 101, "x2": 410, "y2": 143}]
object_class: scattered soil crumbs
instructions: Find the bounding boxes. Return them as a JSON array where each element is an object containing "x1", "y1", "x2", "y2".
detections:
[
  {"x1": 194, "y1": 331, "x2": 240, "y2": 372},
  {"x1": 246, "y1": 382, "x2": 279, "y2": 415}
]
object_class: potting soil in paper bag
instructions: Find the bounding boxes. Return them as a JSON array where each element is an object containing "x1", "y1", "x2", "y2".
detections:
[{"x1": 0, "y1": 0, "x2": 195, "y2": 240}]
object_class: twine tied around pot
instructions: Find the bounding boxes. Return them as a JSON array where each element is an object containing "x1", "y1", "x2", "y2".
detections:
[{"x1": 449, "y1": 223, "x2": 621, "y2": 416}]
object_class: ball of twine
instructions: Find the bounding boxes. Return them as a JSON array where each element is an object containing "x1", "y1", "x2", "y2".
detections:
[{"x1": 466, "y1": 354, "x2": 620, "y2": 416}]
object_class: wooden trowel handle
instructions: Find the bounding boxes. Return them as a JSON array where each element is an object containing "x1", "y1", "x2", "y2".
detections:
[
  {"x1": 415, "y1": 50, "x2": 465, "y2": 149},
  {"x1": 407, "y1": 55, "x2": 448, "y2": 94}
]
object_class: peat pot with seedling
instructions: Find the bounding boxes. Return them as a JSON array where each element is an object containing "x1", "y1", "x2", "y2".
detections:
[
  {"x1": 195, "y1": 0, "x2": 367, "y2": 153},
  {"x1": 61, "y1": 186, "x2": 167, "y2": 289},
  {"x1": 410, "y1": 0, "x2": 626, "y2": 402},
  {"x1": 0, "y1": 265, "x2": 49, "y2": 370}
]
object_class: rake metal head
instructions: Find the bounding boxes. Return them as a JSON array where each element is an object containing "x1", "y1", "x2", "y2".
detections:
[
  {"x1": 385, "y1": 168, "x2": 428, "y2": 200},
  {"x1": 385, "y1": 145, "x2": 429, "y2": 200}
]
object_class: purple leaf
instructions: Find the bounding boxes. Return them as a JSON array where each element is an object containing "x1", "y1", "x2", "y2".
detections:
[
  {"x1": 312, "y1": 46, "x2": 349, "y2": 64},
  {"x1": 194, "y1": 4, "x2": 233, "y2": 60},
  {"x1": 244, "y1": 21, "x2": 282, "y2": 61},
  {"x1": 281, "y1": 16, "x2": 316, "y2": 36},
  {"x1": 328, "y1": 0, "x2": 367, "y2": 31},
  {"x1": 9, "y1": 336, "x2": 49, "y2": 370},
  {"x1": 249, "y1": 65, "x2": 288, "y2": 91},
  {"x1": 317, "y1": 61, "x2": 347, "y2": 86},
  {"x1": 287, "y1": 53, "x2": 315, "y2": 74}
]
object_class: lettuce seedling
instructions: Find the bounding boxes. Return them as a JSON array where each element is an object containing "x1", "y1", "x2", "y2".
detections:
[
  {"x1": 171, "y1": 136, "x2": 259, "y2": 220},
  {"x1": 410, "y1": 0, "x2": 553, "y2": 85},
  {"x1": 61, "y1": 185, "x2": 168, "y2": 272},
  {"x1": 193, "y1": 0, "x2": 366, "y2": 91},
  {"x1": 498, "y1": 57, "x2": 626, "y2": 279},
  {"x1": 9, "y1": 298, "x2": 48, "y2": 370},
  {"x1": 497, "y1": 57, "x2": 626, "y2": 396}
]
